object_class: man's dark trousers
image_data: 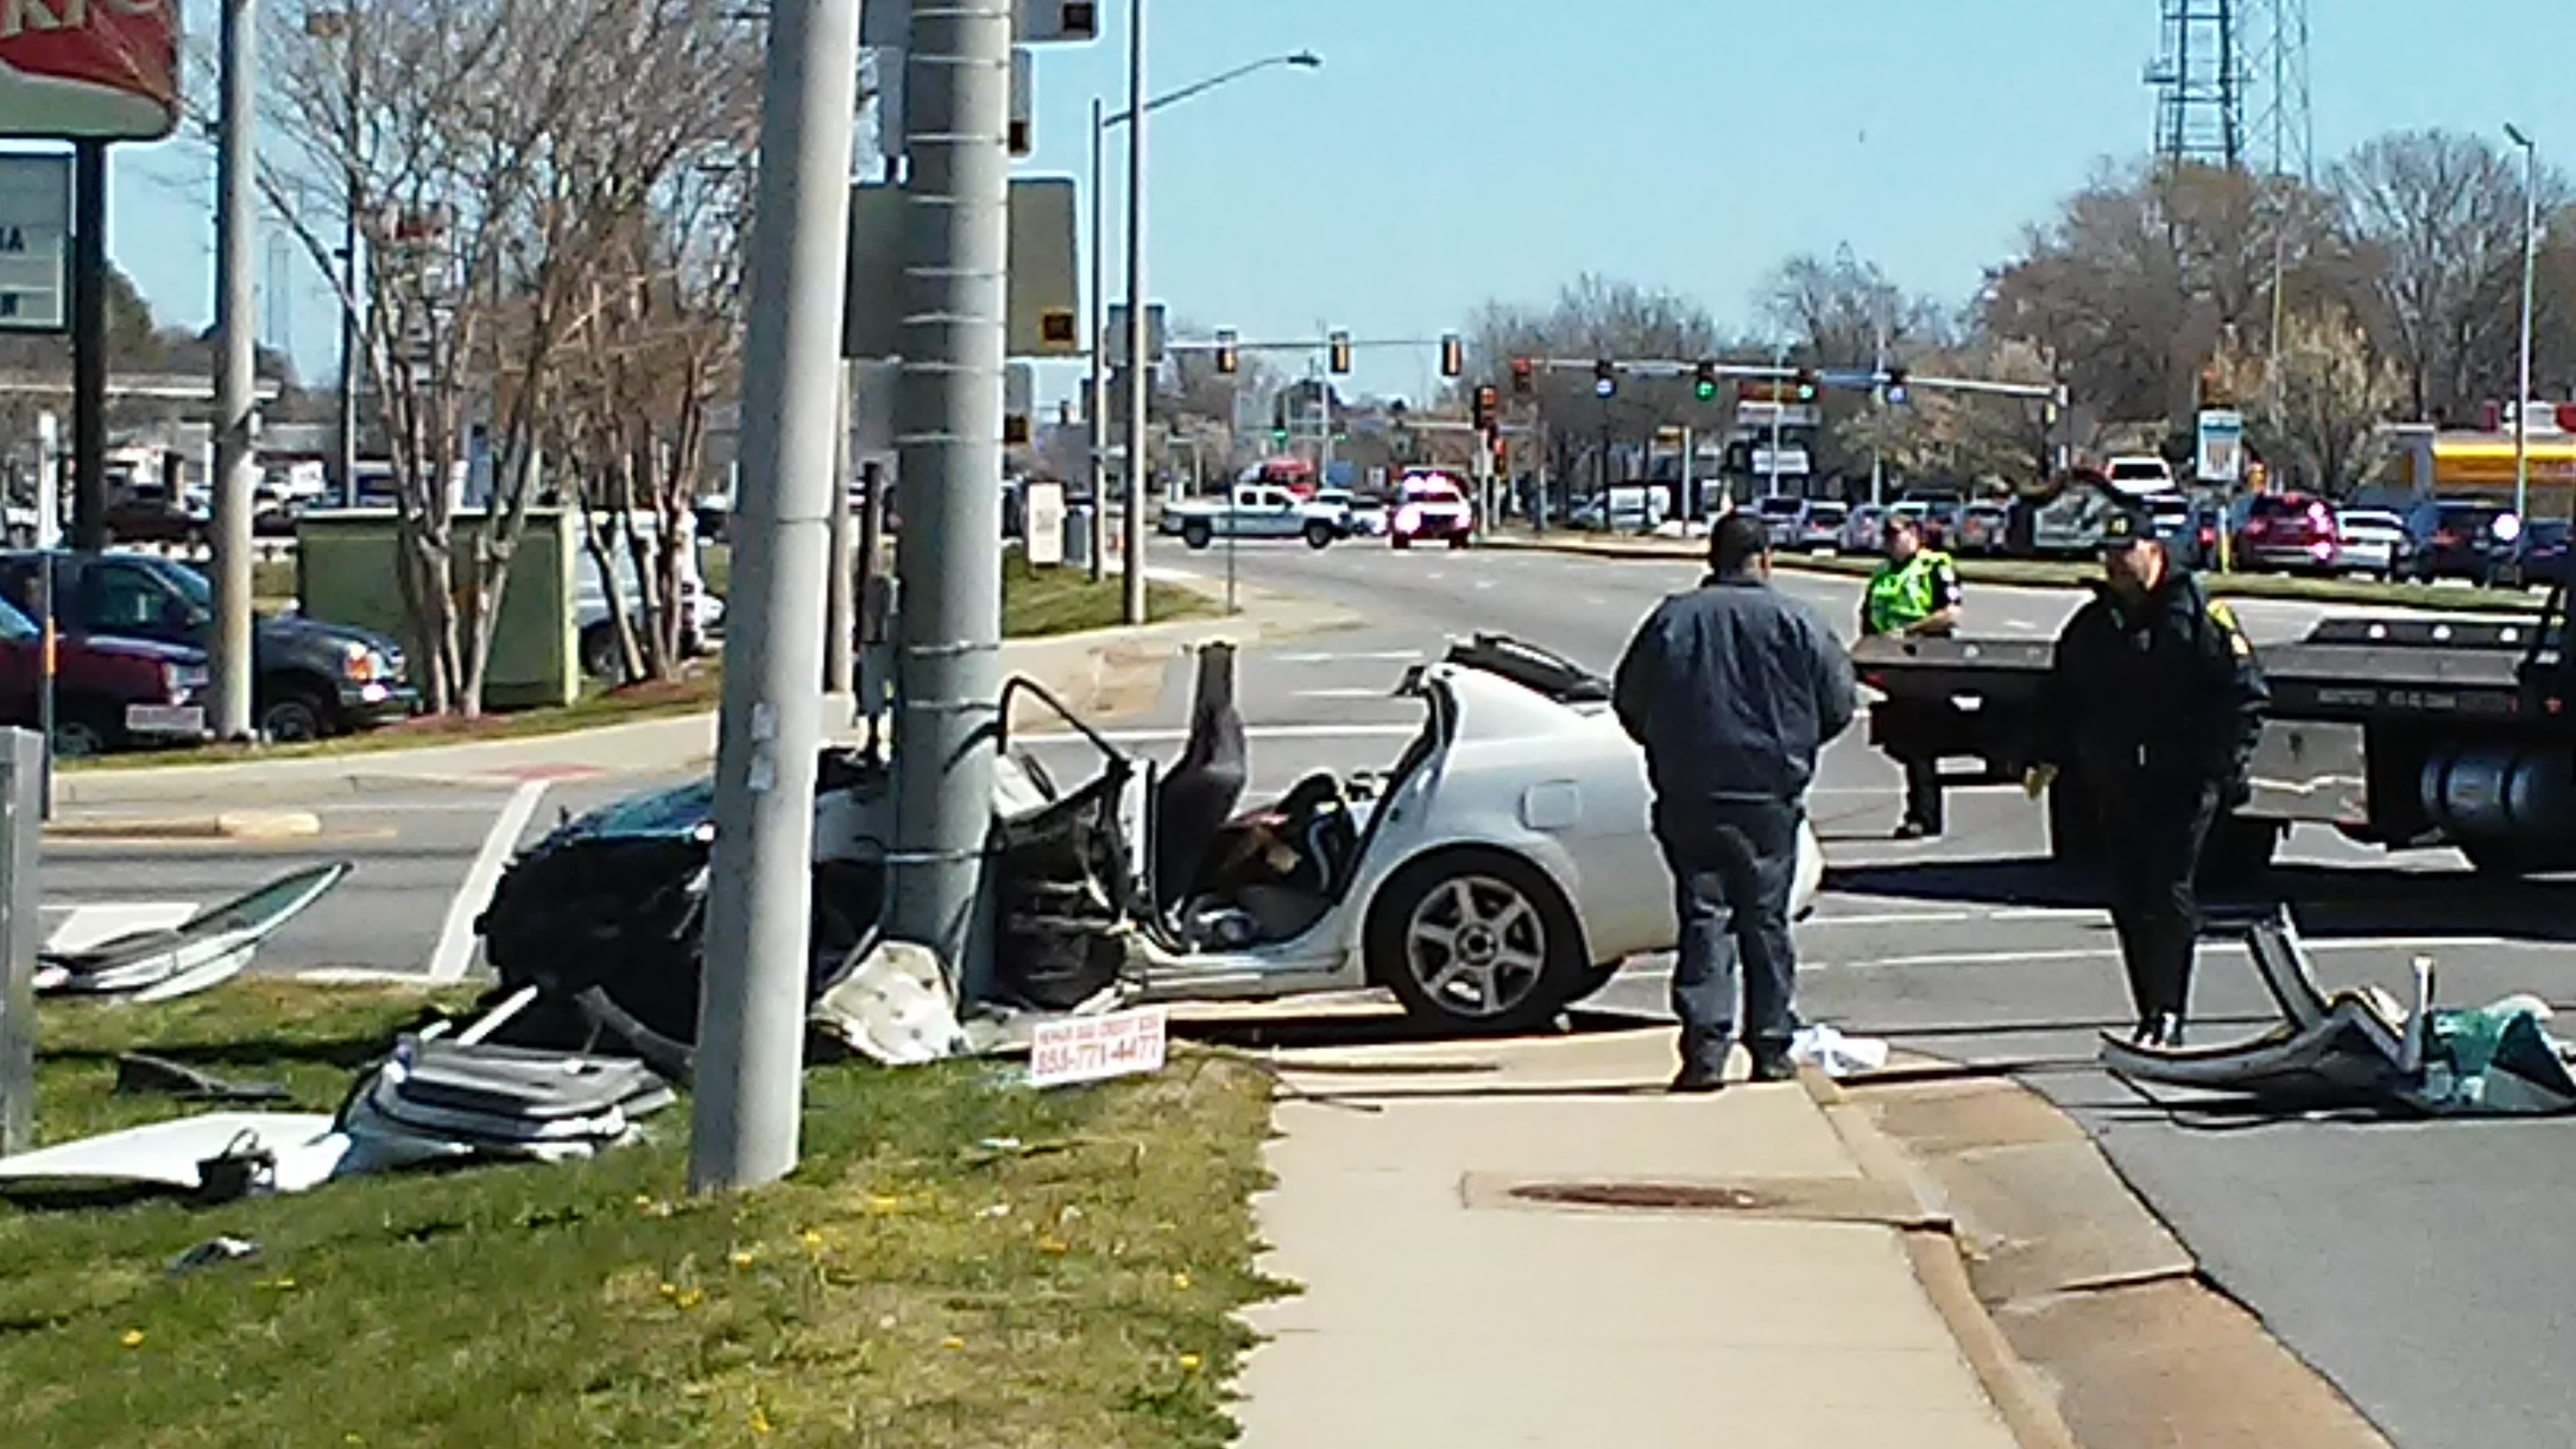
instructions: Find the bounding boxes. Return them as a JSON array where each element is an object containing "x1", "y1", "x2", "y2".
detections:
[
  {"x1": 2091, "y1": 773, "x2": 2222, "y2": 1022},
  {"x1": 1901, "y1": 753, "x2": 1944, "y2": 833},
  {"x1": 1656, "y1": 799, "x2": 1802, "y2": 1073}
]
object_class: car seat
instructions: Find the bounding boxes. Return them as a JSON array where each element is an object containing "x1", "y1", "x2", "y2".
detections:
[{"x1": 1151, "y1": 642, "x2": 1248, "y2": 916}]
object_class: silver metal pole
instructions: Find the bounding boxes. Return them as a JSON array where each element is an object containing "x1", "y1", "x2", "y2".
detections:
[
  {"x1": 211, "y1": 0, "x2": 259, "y2": 743},
  {"x1": 1120, "y1": 0, "x2": 1150, "y2": 625},
  {"x1": 2517, "y1": 133, "x2": 2539, "y2": 526},
  {"x1": 1768, "y1": 343, "x2": 1786, "y2": 500},
  {"x1": 887, "y1": 0, "x2": 1011, "y2": 1004},
  {"x1": 1087, "y1": 95, "x2": 1108, "y2": 582},
  {"x1": 825, "y1": 360, "x2": 856, "y2": 699},
  {"x1": 335, "y1": 17, "x2": 362, "y2": 509},
  {"x1": 0, "y1": 728, "x2": 36, "y2": 1155},
  {"x1": 688, "y1": 0, "x2": 859, "y2": 1196}
]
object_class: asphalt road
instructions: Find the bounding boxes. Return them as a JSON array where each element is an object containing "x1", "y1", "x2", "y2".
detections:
[{"x1": 1159, "y1": 533, "x2": 2576, "y2": 1449}]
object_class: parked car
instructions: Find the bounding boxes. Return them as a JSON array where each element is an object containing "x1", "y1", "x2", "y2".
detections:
[
  {"x1": 2401, "y1": 499, "x2": 2522, "y2": 585},
  {"x1": 1954, "y1": 502, "x2": 2011, "y2": 556},
  {"x1": 1840, "y1": 504, "x2": 1887, "y2": 552},
  {"x1": 0, "y1": 550, "x2": 419, "y2": 743},
  {"x1": 1159, "y1": 484, "x2": 1343, "y2": 551},
  {"x1": 2332, "y1": 507, "x2": 2408, "y2": 580},
  {"x1": 2497, "y1": 519, "x2": 2574, "y2": 590},
  {"x1": 1751, "y1": 495, "x2": 1809, "y2": 549},
  {"x1": 0, "y1": 592, "x2": 210, "y2": 756},
  {"x1": 1792, "y1": 500, "x2": 1848, "y2": 552},
  {"x1": 2236, "y1": 492, "x2": 2341, "y2": 573},
  {"x1": 2146, "y1": 494, "x2": 2206, "y2": 568},
  {"x1": 1389, "y1": 474, "x2": 1476, "y2": 549},
  {"x1": 2106, "y1": 455, "x2": 2177, "y2": 494}
]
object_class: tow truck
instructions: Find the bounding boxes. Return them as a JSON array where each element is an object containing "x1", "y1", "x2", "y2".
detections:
[{"x1": 1852, "y1": 584, "x2": 2576, "y2": 880}]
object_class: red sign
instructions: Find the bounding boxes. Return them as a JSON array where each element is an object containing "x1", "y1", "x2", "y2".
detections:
[{"x1": 0, "y1": 0, "x2": 182, "y2": 141}]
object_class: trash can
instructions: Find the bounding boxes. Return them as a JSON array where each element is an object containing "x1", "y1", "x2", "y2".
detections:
[{"x1": 1065, "y1": 504, "x2": 1093, "y2": 571}]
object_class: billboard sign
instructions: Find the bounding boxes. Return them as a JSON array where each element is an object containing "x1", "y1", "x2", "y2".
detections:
[
  {"x1": 0, "y1": 152, "x2": 69, "y2": 331},
  {"x1": 0, "y1": 0, "x2": 182, "y2": 140},
  {"x1": 2196, "y1": 408, "x2": 2245, "y2": 485}
]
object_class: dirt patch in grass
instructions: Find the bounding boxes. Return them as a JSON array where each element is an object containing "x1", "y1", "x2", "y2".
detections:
[{"x1": 2, "y1": 983, "x2": 1285, "y2": 1448}]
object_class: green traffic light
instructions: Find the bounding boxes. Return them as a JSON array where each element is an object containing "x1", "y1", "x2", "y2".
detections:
[{"x1": 1694, "y1": 380, "x2": 1717, "y2": 401}]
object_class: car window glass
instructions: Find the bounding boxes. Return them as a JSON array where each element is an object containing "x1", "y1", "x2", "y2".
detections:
[
  {"x1": 0, "y1": 595, "x2": 33, "y2": 642},
  {"x1": 87, "y1": 564, "x2": 178, "y2": 631}
]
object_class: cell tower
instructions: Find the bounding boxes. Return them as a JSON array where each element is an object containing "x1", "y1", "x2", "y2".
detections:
[
  {"x1": 2146, "y1": 0, "x2": 2243, "y2": 169},
  {"x1": 2245, "y1": 0, "x2": 2313, "y2": 181}
]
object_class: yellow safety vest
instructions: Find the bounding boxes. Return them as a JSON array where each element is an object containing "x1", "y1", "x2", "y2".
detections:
[{"x1": 1865, "y1": 551, "x2": 1953, "y2": 635}]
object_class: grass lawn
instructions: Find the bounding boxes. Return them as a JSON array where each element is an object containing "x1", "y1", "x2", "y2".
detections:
[
  {"x1": 91, "y1": 561, "x2": 1211, "y2": 773},
  {"x1": 2, "y1": 983, "x2": 1282, "y2": 1448}
]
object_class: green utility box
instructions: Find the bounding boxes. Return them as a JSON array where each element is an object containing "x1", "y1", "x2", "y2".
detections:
[{"x1": 295, "y1": 507, "x2": 581, "y2": 710}]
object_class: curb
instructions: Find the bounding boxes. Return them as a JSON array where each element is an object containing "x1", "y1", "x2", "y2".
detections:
[
  {"x1": 1800, "y1": 1068, "x2": 2085, "y2": 1449},
  {"x1": 43, "y1": 808, "x2": 324, "y2": 841}
]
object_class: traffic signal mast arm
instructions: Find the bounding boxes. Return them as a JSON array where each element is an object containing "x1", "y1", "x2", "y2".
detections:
[{"x1": 1511, "y1": 356, "x2": 2065, "y2": 404}]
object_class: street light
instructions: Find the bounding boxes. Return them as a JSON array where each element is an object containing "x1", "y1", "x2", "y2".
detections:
[
  {"x1": 2509, "y1": 122, "x2": 2540, "y2": 531},
  {"x1": 1086, "y1": 36, "x2": 1321, "y2": 602}
]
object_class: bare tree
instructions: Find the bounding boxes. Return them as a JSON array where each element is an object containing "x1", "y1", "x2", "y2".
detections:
[
  {"x1": 250, "y1": 0, "x2": 756, "y2": 714},
  {"x1": 2245, "y1": 305, "x2": 2406, "y2": 495},
  {"x1": 1762, "y1": 245, "x2": 1949, "y2": 365},
  {"x1": 2336, "y1": 129, "x2": 2568, "y2": 423}
]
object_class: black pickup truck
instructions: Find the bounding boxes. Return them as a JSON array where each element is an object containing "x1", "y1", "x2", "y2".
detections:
[{"x1": 1852, "y1": 586, "x2": 2576, "y2": 880}]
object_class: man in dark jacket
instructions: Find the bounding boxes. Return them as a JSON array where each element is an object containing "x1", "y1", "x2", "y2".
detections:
[
  {"x1": 1614, "y1": 511, "x2": 1859, "y2": 1092},
  {"x1": 2027, "y1": 506, "x2": 2269, "y2": 1047}
]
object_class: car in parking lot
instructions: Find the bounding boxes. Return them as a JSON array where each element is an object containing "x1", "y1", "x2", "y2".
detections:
[
  {"x1": 2332, "y1": 507, "x2": 2408, "y2": 580},
  {"x1": 1840, "y1": 504, "x2": 1886, "y2": 552},
  {"x1": 0, "y1": 592, "x2": 210, "y2": 756},
  {"x1": 2497, "y1": 518, "x2": 2572, "y2": 589},
  {"x1": 2402, "y1": 498, "x2": 2522, "y2": 584},
  {"x1": 1953, "y1": 502, "x2": 2010, "y2": 556},
  {"x1": 2235, "y1": 492, "x2": 2341, "y2": 573},
  {"x1": 1791, "y1": 500, "x2": 1848, "y2": 552},
  {"x1": 2145, "y1": 493, "x2": 2218, "y2": 569}
]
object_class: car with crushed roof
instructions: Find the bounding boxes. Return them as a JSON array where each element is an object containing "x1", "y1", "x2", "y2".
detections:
[{"x1": 473, "y1": 634, "x2": 1825, "y2": 1045}]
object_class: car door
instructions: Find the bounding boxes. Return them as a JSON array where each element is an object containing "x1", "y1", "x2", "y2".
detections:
[{"x1": 79, "y1": 559, "x2": 197, "y2": 648}]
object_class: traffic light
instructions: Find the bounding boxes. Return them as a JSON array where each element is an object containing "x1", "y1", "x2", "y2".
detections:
[
  {"x1": 1271, "y1": 425, "x2": 1290, "y2": 447},
  {"x1": 1792, "y1": 367, "x2": 1817, "y2": 402},
  {"x1": 1214, "y1": 328, "x2": 1238, "y2": 376},
  {"x1": 1327, "y1": 329, "x2": 1353, "y2": 374},
  {"x1": 1471, "y1": 384, "x2": 1499, "y2": 432},
  {"x1": 1882, "y1": 366, "x2": 1908, "y2": 405},
  {"x1": 1510, "y1": 357, "x2": 1534, "y2": 395},
  {"x1": 1693, "y1": 360, "x2": 1719, "y2": 402},
  {"x1": 1593, "y1": 358, "x2": 1616, "y2": 399},
  {"x1": 1439, "y1": 333, "x2": 1464, "y2": 378}
]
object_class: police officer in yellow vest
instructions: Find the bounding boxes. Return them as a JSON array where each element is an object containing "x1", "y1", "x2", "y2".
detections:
[{"x1": 1860, "y1": 512, "x2": 1964, "y2": 837}]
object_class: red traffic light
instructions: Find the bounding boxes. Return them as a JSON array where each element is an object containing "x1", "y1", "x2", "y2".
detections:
[
  {"x1": 1509, "y1": 357, "x2": 1534, "y2": 395},
  {"x1": 1471, "y1": 384, "x2": 1500, "y2": 431}
]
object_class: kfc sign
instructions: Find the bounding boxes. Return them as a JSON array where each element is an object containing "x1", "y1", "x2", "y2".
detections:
[{"x1": 0, "y1": 0, "x2": 181, "y2": 141}]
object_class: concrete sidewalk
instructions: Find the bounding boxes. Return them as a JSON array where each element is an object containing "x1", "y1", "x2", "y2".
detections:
[
  {"x1": 54, "y1": 577, "x2": 1357, "y2": 807},
  {"x1": 1231, "y1": 1026, "x2": 2065, "y2": 1448}
]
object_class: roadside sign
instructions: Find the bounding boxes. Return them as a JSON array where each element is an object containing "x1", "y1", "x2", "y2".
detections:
[
  {"x1": 843, "y1": 177, "x2": 1081, "y2": 361},
  {"x1": 865, "y1": 0, "x2": 1099, "y2": 46},
  {"x1": 1024, "y1": 480, "x2": 1065, "y2": 566},
  {"x1": 1004, "y1": 361, "x2": 1032, "y2": 444},
  {"x1": 1028, "y1": 1005, "x2": 1167, "y2": 1088},
  {"x1": 2196, "y1": 408, "x2": 2245, "y2": 485},
  {"x1": 0, "y1": 0, "x2": 181, "y2": 140},
  {"x1": 1009, "y1": 48, "x2": 1032, "y2": 156},
  {"x1": 0, "y1": 154, "x2": 70, "y2": 333}
]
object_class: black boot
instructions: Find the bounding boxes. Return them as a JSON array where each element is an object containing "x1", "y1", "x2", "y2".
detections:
[{"x1": 1671, "y1": 1029, "x2": 1728, "y2": 1094}]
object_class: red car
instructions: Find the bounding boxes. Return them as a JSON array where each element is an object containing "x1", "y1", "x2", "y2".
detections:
[
  {"x1": 0, "y1": 594, "x2": 211, "y2": 756},
  {"x1": 2237, "y1": 492, "x2": 2341, "y2": 573},
  {"x1": 1390, "y1": 473, "x2": 1475, "y2": 549}
]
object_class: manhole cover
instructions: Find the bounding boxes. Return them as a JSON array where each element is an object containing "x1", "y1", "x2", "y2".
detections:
[{"x1": 1509, "y1": 1182, "x2": 1779, "y2": 1212}]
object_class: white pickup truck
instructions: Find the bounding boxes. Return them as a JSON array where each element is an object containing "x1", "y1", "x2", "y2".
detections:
[{"x1": 1159, "y1": 484, "x2": 1345, "y2": 550}]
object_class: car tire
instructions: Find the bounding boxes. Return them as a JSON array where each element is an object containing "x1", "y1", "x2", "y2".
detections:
[
  {"x1": 580, "y1": 623, "x2": 627, "y2": 682},
  {"x1": 1181, "y1": 520, "x2": 1213, "y2": 550},
  {"x1": 258, "y1": 687, "x2": 335, "y2": 744},
  {"x1": 1447, "y1": 531, "x2": 1470, "y2": 549},
  {"x1": 1303, "y1": 520, "x2": 1335, "y2": 550},
  {"x1": 51, "y1": 707, "x2": 114, "y2": 759},
  {"x1": 1367, "y1": 847, "x2": 1589, "y2": 1035},
  {"x1": 1391, "y1": 533, "x2": 1411, "y2": 551}
]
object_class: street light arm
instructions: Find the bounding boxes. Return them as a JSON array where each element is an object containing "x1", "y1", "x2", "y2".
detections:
[{"x1": 1105, "y1": 51, "x2": 1317, "y2": 128}]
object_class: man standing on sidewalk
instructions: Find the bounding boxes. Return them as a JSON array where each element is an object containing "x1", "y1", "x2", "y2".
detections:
[
  {"x1": 1613, "y1": 511, "x2": 1859, "y2": 1093},
  {"x1": 1859, "y1": 511, "x2": 1964, "y2": 839}
]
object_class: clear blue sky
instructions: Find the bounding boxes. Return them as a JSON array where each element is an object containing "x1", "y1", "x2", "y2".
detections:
[{"x1": 87, "y1": 0, "x2": 2576, "y2": 410}]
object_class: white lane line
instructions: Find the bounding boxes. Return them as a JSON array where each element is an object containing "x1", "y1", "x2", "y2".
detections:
[
  {"x1": 1023, "y1": 723, "x2": 1423, "y2": 746},
  {"x1": 1273, "y1": 650, "x2": 1424, "y2": 664},
  {"x1": 1473, "y1": 578, "x2": 1496, "y2": 590},
  {"x1": 427, "y1": 780, "x2": 550, "y2": 983},
  {"x1": 1817, "y1": 934, "x2": 2526, "y2": 973},
  {"x1": 1294, "y1": 687, "x2": 1398, "y2": 700},
  {"x1": 1799, "y1": 906, "x2": 2100, "y2": 928}
]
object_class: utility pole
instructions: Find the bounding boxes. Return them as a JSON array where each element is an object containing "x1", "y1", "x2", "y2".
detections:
[
  {"x1": 1119, "y1": 0, "x2": 1150, "y2": 625},
  {"x1": 1768, "y1": 342, "x2": 1787, "y2": 500},
  {"x1": 211, "y1": 0, "x2": 260, "y2": 743},
  {"x1": 2509, "y1": 123, "x2": 2540, "y2": 527},
  {"x1": 1086, "y1": 95, "x2": 1108, "y2": 582},
  {"x1": 69, "y1": 143, "x2": 108, "y2": 553},
  {"x1": 886, "y1": 0, "x2": 1011, "y2": 1004},
  {"x1": 689, "y1": 0, "x2": 859, "y2": 1196}
]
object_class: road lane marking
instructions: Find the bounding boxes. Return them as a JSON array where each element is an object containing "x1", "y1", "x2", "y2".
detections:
[
  {"x1": 1022, "y1": 723, "x2": 1423, "y2": 746},
  {"x1": 1273, "y1": 650, "x2": 1424, "y2": 664},
  {"x1": 1294, "y1": 687, "x2": 1398, "y2": 700},
  {"x1": 428, "y1": 780, "x2": 550, "y2": 983},
  {"x1": 1798, "y1": 906, "x2": 2100, "y2": 927},
  {"x1": 1807, "y1": 934, "x2": 2525, "y2": 972}
]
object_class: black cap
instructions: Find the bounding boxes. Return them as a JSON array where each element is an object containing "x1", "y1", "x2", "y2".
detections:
[{"x1": 2099, "y1": 505, "x2": 2154, "y2": 548}]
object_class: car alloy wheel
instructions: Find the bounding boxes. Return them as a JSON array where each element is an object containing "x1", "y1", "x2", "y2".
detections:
[
  {"x1": 52, "y1": 719, "x2": 107, "y2": 758},
  {"x1": 1391, "y1": 866, "x2": 1563, "y2": 1024}
]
